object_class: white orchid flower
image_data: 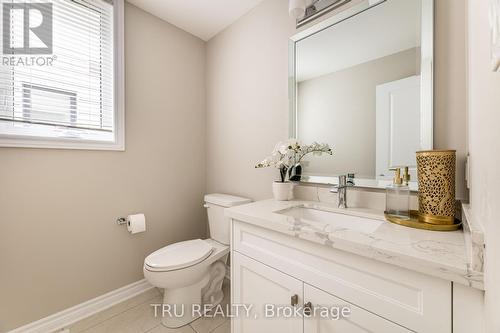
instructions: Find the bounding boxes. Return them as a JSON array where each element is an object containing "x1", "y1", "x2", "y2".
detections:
[{"x1": 256, "y1": 139, "x2": 333, "y2": 182}]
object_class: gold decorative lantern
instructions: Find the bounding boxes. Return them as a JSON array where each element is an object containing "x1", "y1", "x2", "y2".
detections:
[{"x1": 416, "y1": 150, "x2": 456, "y2": 225}]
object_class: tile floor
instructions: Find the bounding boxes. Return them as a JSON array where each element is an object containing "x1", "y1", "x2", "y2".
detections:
[{"x1": 59, "y1": 282, "x2": 230, "y2": 333}]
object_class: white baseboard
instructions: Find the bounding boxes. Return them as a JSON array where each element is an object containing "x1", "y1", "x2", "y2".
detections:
[{"x1": 8, "y1": 279, "x2": 154, "y2": 333}]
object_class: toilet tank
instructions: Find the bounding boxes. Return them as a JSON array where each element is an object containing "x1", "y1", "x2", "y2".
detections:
[{"x1": 204, "y1": 194, "x2": 252, "y2": 245}]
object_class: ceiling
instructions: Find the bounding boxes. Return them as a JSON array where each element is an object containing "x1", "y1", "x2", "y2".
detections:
[
  {"x1": 296, "y1": 0, "x2": 422, "y2": 82},
  {"x1": 127, "y1": 0, "x2": 265, "y2": 41}
]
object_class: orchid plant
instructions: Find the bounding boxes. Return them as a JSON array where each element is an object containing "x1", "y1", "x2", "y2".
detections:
[{"x1": 255, "y1": 139, "x2": 333, "y2": 182}]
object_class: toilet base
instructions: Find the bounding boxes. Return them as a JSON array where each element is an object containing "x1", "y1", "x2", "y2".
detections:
[
  {"x1": 160, "y1": 260, "x2": 228, "y2": 328},
  {"x1": 161, "y1": 275, "x2": 210, "y2": 328}
]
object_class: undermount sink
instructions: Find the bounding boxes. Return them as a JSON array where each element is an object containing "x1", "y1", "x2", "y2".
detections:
[{"x1": 277, "y1": 206, "x2": 384, "y2": 233}]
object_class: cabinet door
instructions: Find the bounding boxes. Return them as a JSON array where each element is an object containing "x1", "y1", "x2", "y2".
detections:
[
  {"x1": 232, "y1": 252, "x2": 303, "y2": 333},
  {"x1": 304, "y1": 284, "x2": 411, "y2": 333}
]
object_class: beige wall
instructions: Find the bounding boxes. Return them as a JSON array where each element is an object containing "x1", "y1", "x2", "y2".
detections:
[
  {"x1": 298, "y1": 48, "x2": 418, "y2": 178},
  {"x1": 434, "y1": 0, "x2": 468, "y2": 200},
  {"x1": 207, "y1": 0, "x2": 468, "y2": 200},
  {"x1": 206, "y1": 0, "x2": 291, "y2": 200},
  {"x1": 467, "y1": 0, "x2": 500, "y2": 331},
  {"x1": 0, "y1": 4, "x2": 206, "y2": 331}
]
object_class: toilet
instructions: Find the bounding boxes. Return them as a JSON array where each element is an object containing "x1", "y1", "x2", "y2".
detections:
[{"x1": 143, "y1": 193, "x2": 251, "y2": 328}]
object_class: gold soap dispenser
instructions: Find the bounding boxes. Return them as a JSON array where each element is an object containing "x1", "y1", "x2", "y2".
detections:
[
  {"x1": 386, "y1": 168, "x2": 410, "y2": 220},
  {"x1": 403, "y1": 166, "x2": 411, "y2": 186}
]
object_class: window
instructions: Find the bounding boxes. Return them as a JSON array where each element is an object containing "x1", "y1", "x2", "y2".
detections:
[
  {"x1": 22, "y1": 84, "x2": 77, "y2": 127},
  {"x1": 0, "y1": 0, "x2": 124, "y2": 150}
]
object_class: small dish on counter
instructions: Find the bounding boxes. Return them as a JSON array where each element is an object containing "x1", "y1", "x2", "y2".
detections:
[{"x1": 385, "y1": 210, "x2": 463, "y2": 231}]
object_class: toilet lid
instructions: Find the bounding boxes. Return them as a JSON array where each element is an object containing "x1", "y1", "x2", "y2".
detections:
[{"x1": 145, "y1": 239, "x2": 213, "y2": 271}]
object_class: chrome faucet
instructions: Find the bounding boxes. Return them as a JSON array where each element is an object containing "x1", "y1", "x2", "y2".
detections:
[{"x1": 330, "y1": 175, "x2": 351, "y2": 208}]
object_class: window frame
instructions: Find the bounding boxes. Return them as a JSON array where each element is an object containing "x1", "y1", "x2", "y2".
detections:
[{"x1": 0, "y1": 0, "x2": 125, "y2": 151}]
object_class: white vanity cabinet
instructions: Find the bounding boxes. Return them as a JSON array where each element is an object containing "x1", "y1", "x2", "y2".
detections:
[
  {"x1": 230, "y1": 220, "x2": 453, "y2": 333},
  {"x1": 303, "y1": 284, "x2": 411, "y2": 333},
  {"x1": 233, "y1": 252, "x2": 412, "y2": 333},
  {"x1": 232, "y1": 252, "x2": 303, "y2": 333}
]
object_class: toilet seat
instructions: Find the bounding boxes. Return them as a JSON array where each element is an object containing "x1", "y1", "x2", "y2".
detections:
[{"x1": 144, "y1": 239, "x2": 213, "y2": 272}]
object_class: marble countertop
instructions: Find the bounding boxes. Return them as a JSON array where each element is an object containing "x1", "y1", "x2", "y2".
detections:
[{"x1": 225, "y1": 199, "x2": 484, "y2": 290}]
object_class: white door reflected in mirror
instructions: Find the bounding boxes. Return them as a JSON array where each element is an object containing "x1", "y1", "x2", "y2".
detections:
[{"x1": 376, "y1": 75, "x2": 421, "y2": 180}]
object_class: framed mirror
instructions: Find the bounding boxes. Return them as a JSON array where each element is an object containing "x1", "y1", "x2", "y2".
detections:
[{"x1": 290, "y1": 0, "x2": 433, "y2": 190}]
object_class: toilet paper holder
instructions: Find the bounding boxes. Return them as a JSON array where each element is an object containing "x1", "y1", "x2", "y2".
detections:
[{"x1": 116, "y1": 214, "x2": 146, "y2": 234}]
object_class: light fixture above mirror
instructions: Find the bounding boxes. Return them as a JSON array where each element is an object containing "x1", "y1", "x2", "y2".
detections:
[{"x1": 289, "y1": 0, "x2": 354, "y2": 27}]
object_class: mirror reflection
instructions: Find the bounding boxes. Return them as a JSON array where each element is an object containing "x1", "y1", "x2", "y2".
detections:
[{"x1": 293, "y1": 0, "x2": 431, "y2": 186}]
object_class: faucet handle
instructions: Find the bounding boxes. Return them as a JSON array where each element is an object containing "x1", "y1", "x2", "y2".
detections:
[
  {"x1": 330, "y1": 175, "x2": 349, "y2": 193},
  {"x1": 347, "y1": 173, "x2": 355, "y2": 186}
]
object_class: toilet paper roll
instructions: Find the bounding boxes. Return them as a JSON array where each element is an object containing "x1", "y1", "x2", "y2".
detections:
[{"x1": 127, "y1": 214, "x2": 146, "y2": 234}]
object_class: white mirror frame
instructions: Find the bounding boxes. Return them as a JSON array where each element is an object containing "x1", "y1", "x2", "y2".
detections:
[
  {"x1": 289, "y1": 0, "x2": 434, "y2": 190},
  {"x1": 490, "y1": 0, "x2": 500, "y2": 71}
]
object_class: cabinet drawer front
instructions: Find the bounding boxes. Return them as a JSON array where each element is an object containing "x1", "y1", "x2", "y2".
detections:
[
  {"x1": 232, "y1": 252, "x2": 303, "y2": 333},
  {"x1": 232, "y1": 220, "x2": 451, "y2": 333},
  {"x1": 304, "y1": 284, "x2": 412, "y2": 333}
]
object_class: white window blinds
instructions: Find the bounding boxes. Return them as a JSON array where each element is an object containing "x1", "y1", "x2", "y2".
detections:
[{"x1": 0, "y1": 0, "x2": 121, "y2": 147}]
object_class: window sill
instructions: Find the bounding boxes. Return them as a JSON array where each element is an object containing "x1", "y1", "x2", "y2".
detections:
[
  {"x1": 0, "y1": 120, "x2": 124, "y2": 151},
  {"x1": 0, "y1": 135, "x2": 125, "y2": 151}
]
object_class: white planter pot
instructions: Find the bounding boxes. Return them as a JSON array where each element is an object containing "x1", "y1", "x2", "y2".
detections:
[{"x1": 272, "y1": 181, "x2": 294, "y2": 201}]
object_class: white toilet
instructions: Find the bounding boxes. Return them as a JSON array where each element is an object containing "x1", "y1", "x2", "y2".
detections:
[{"x1": 143, "y1": 193, "x2": 251, "y2": 328}]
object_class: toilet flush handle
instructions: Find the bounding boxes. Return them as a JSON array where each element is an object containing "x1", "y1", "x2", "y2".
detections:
[{"x1": 203, "y1": 204, "x2": 210, "y2": 208}]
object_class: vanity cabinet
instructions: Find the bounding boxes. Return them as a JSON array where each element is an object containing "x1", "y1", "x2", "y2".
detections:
[
  {"x1": 303, "y1": 284, "x2": 411, "y2": 333},
  {"x1": 230, "y1": 220, "x2": 452, "y2": 333},
  {"x1": 233, "y1": 252, "x2": 411, "y2": 333},
  {"x1": 232, "y1": 252, "x2": 303, "y2": 333}
]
